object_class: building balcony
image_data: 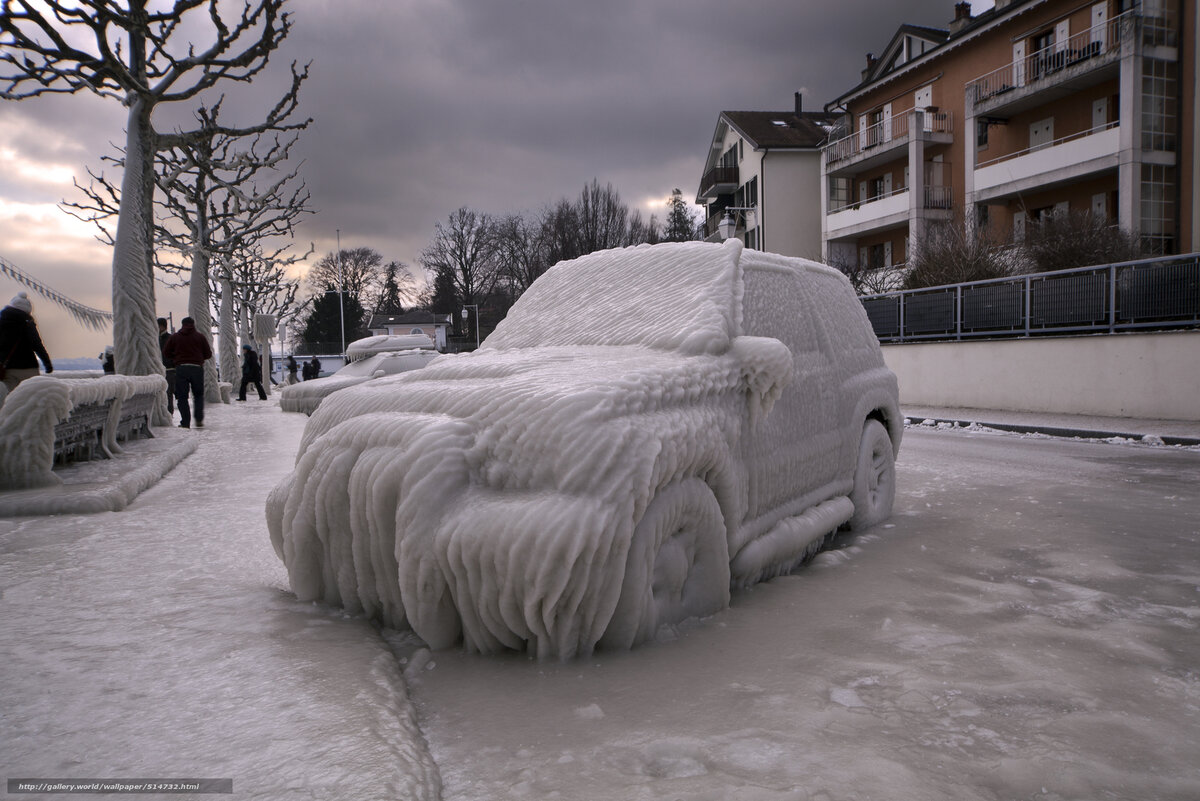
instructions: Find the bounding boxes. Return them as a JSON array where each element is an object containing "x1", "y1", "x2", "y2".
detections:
[
  {"x1": 823, "y1": 111, "x2": 953, "y2": 177},
  {"x1": 974, "y1": 122, "x2": 1120, "y2": 202},
  {"x1": 697, "y1": 165, "x2": 739, "y2": 200},
  {"x1": 966, "y1": 12, "x2": 1133, "y2": 118}
]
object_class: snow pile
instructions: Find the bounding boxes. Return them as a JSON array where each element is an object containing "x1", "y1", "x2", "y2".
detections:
[
  {"x1": 267, "y1": 240, "x2": 898, "y2": 659},
  {"x1": 0, "y1": 374, "x2": 167, "y2": 489},
  {"x1": 279, "y1": 350, "x2": 439, "y2": 415},
  {"x1": 346, "y1": 334, "x2": 435, "y2": 362}
]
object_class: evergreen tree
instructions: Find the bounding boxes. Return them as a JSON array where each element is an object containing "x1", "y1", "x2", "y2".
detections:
[
  {"x1": 375, "y1": 262, "x2": 412, "y2": 315},
  {"x1": 663, "y1": 189, "x2": 699, "y2": 242},
  {"x1": 301, "y1": 285, "x2": 367, "y2": 352}
]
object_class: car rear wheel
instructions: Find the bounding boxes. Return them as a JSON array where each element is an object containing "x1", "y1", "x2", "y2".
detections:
[
  {"x1": 600, "y1": 478, "x2": 730, "y2": 650},
  {"x1": 849, "y1": 419, "x2": 896, "y2": 530}
]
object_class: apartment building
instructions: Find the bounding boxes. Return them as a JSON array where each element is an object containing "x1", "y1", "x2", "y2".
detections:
[
  {"x1": 696, "y1": 94, "x2": 840, "y2": 259},
  {"x1": 821, "y1": 0, "x2": 1196, "y2": 271}
]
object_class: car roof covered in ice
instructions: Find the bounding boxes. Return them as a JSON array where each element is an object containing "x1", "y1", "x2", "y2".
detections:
[{"x1": 483, "y1": 239, "x2": 744, "y2": 356}]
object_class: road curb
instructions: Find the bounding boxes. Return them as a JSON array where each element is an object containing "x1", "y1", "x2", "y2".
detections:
[{"x1": 905, "y1": 416, "x2": 1200, "y2": 448}]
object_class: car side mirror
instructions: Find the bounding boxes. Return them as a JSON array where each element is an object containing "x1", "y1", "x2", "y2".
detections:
[{"x1": 729, "y1": 336, "x2": 793, "y2": 428}]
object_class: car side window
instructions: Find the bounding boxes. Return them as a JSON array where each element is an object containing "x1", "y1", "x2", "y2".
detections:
[
  {"x1": 741, "y1": 266, "x2": 821, "y2": 354},
  {"x1": 807, "y1": 271, "x2": 878, "y2": 354}
]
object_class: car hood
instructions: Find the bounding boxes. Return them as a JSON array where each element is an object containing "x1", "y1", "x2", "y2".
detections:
[{"x1": 298, "y1": 345, "x2": 745, "y2": 490}]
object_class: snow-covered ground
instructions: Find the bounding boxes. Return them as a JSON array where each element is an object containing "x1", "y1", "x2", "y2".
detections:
[
  {"x1": 3, "y1": 403, "x2": 1199, "y2": 800},
  {"x1": 1, "y1": 400, "x2": 438, "y2": 800}
]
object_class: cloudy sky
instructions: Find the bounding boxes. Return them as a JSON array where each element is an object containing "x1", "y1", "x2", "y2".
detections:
[{"x1": 1, "y1": 0, "x2": 992, "y2": 359}]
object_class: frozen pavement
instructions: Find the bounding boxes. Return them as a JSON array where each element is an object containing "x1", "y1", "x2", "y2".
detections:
[{"x1": 0, "y1": 399, "x2": 439, "y2": 801}]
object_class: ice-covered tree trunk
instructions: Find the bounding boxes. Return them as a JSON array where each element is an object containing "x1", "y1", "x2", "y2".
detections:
[
  {"x1": 219, "y1": 276, "x2": 239, "y2": 399},
  {"x1": 187, "y1": 250, "x2": 222, "y2": 404},
  {"x1": 112, "y1": 97, "x2": 168, "y2": 425}
]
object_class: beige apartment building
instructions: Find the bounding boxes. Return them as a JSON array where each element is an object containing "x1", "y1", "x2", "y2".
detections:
[
  {"x1": 696, "y1": 94, "x2": 840, "y2": 259},
  {"x1": 821, "y1": 0, "x2": 1196, "y2": 272}
]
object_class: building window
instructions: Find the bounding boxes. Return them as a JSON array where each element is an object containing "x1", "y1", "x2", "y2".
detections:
[
  {"x1": 1140, "y1": 163, "x2": 1176, "y2": 255},
  {"x1": 1141, "y1": 57, "x2": 1177, "y2": 152},
  {"x1": 976, "y1": 119, "x2": 989, "y2": 148}
]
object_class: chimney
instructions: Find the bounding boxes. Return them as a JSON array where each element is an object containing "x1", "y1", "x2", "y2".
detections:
[
  {"x1": 862, "y1": 52, "x2": 877, "y2": 80},
  {"x1": 794, "y1": 91, "x2": 803, "y2": 115},
  {"x1": 949, "y1": 1, "x2": 973, "y2": 34}
]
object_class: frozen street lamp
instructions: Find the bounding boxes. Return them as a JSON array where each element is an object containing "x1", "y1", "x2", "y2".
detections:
[
  {"x1": 718, "y1": 207, "x2": 756, "y2": 241},
  {"x1": 461, "y1": 304, "x2": 479, "y2": 350}
]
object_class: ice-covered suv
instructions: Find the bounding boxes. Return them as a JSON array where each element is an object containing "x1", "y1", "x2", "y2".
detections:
[{"x1": 267, "y1": 240, "x2": 900, "y2": 658}]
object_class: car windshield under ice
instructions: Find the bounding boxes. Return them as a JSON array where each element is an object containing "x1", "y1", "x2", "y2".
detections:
[{"x1": 484, "y1": 242, "x2": 742, "y2": 355}]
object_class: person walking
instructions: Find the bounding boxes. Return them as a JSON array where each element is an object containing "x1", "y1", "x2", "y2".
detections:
[
  {"x1": 284, "y1": 355, "x2": 299, "y2": 385},
  {"x1": 308, "y1": 356, "x2": 321, "y2": 380},
  {"x1": 238, "y1": 344, "x2": 267, "y2": 401},
  {"x1": 162, "y1": 316, "x2": 212, "y2": 429},
  {"x1": 0, "y1": 291, "x2": 53, "y2": 392},
  {"x1": 158, "y1": 317, "x2": 175, "y2": 414}
]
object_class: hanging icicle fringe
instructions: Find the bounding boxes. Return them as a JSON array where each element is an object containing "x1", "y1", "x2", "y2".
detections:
[{"x1": 0, "y1": 255, "x2": 113, "y2": 331}]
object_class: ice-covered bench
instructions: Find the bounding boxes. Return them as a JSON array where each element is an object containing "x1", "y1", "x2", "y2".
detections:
[{"x1": 0, "y1": 374, "x2": 168, "y2": 490}]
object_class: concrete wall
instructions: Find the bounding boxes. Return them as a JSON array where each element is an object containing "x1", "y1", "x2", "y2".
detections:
[{"x1": 881, "y1": 330, "x2": 1200, "y2": 420}]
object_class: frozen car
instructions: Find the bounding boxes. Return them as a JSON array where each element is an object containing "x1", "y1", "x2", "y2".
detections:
[
  {"x1": 267, "y1": 240, "x2": 900, "y2": 658},
  {"x1": 278, "y1": 334, "x2": 438, "y2": 415}
]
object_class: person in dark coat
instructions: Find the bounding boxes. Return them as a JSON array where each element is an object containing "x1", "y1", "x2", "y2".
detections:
[
  {"x1": 308, "y1": 356, "x2": 322, "y2": 380},
  {"x1": 158, "y1": 317, "x2": 175, "y2": 414},
  {"x1": 162, "y1": 316, "x2": 213, "y2": 429},
  {"x1": 100, "y1": 346, "x2": 114, "y2": 374},
  {"x1": 0, "y1": 292, "x2": 53, "y2": 392},
  {"x1": 238, "y1": 344, "x2": 267, "y2": 401},
  {"x1": 284, "y1": 355, "x2": 299, "y2": 385}
]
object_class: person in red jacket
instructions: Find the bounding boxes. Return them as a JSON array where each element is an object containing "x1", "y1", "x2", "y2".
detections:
[{"x1": 162, "y1": 316, "x2": 213, "y2": 429}]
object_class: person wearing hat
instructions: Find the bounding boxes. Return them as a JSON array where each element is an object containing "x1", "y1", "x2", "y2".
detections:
[
  {"x1": 238, "y1": 344, "x2": 267, "y2": 401},
  {"x1": 162, "y1": 316, "x2": 212, "y2": 429},
  {"x1": 0, "y1": 291, "x2": 53, "y2": 392}
]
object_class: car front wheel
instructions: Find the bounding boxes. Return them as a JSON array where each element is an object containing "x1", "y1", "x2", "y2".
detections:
[
  {"x1": 849, "y1": 419, "x2": 896, "y2": 530},
  {"x1": 600, "y1": 478, "x2": 730, "y2": 650}
]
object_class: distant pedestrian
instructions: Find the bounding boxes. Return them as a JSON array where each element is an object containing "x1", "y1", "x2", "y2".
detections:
[
  {"x1": 101, "y1": 346, "x2": 114, "y2": 374},
  {"x1": 158, "y1": 317, "x2": 175, "y2": 414},
  {"x1": 0, "y1": 292, "x2": 53, "y2": 392},
  {"x1": 308, "y1": 356, "x2": 321, "y2": 380},
  {"x1": 238, "y1": 344, "x2": 267, "y2": 401},
  {"x1": 285, "y1": 355, "x2": 299, "y2": 385},
  {"x1": 162, "y1": 316, "x2": 212, "y2": 429}
]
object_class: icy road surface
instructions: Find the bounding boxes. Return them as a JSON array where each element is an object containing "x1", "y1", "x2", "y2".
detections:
[
  {"x1": 405, "y1": 427, "x2": 1200, "y2": 801},
  {"x1": 0, "y1": 402, "x2": 438, "y2": 801}
]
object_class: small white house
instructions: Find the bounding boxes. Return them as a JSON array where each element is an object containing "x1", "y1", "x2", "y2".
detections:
[{"x1": 367, "y1": 311, "x2": 453, "y2": 352}]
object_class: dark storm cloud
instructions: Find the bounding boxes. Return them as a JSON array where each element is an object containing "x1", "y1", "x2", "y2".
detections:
[
  {"x1": 267, "y1": 0, "x2": 963, "y2": 258},
  {"x1": 8, "y1": 0, "x2": 967, "y2": 271}
]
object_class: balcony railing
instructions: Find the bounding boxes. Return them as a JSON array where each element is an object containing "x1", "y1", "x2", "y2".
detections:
[
  {"x1": 859, "y1": 252, "x2": 1200, "y2": 342},
  {"x1": 977, "y1": 120, "x2": 1118, "y2": 169},
  {"x1": 966, "y1": 11, "x2": 1133, "y2": 106},
  {"x1": 824, "y1": 110, "x2": 952, "y2": 167},
  {"x1": 698, "y1": 165, "x2": 738, "y2": 198}
]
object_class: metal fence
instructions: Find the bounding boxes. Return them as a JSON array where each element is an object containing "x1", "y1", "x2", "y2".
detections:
[{"x1": 860, "y1": 253, "x2": 1200, "y2": 342}]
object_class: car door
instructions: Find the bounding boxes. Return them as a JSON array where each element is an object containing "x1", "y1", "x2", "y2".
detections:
[{"x1": 738, "y1": 263, "x2": 839, "y2": 524}]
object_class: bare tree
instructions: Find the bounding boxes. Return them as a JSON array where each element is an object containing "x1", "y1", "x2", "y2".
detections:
[
  {"x1": 1021, "y1": 211, "x2": 1142, "y2": 272},
  {"x1": 492, "y1": 213, "x2": 546, "y2": 295},
  {"x1": 305, "y1": 247, "x2": 384, "y2": 311},
  {"x1": 902, "y1": 216, "x2": 1021, "y2": 290},
  {"x1": 420, "y1": 207, "x2": 500, "y2": 308},
  {"x1": 2, "y1": 0, "x2": 296, "y2": 380}
]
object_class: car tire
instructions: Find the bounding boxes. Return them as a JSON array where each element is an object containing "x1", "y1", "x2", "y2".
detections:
[
  {"x1": 600, "y1": 478, "x2": 730, "y2": 650},
  {"x1": 849, "y1": 419, "x2": 896, "y2": 530}
]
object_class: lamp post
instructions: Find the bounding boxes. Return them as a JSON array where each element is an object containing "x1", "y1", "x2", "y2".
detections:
[
  {"x1": 461, "y1": 304, "x2": 479, "y2": 350},
  {"x1": 717, "y1": 207, "x2": 756, "y2": 241},
  {"x1": 335, "y1": 229, "x2": 346, "y2": 357}
]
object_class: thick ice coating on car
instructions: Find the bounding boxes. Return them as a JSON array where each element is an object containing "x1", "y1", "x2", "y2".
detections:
[{"x1": 266, "y1": 239, "x2": 900, "y2": 659}]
